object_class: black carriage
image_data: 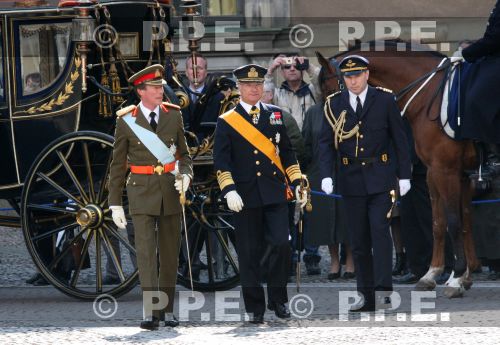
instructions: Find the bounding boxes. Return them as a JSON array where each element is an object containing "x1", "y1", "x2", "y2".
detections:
[{"x1": 0, "y1": 0, "x2": 240, "y2": 300}]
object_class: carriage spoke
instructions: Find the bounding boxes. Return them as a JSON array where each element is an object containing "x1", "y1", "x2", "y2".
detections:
[
  {"x1": 99, "y1": 227, "x2": 126, "y2": 283},
  {"x1": 214, "y1": 229, "x2": 239, "y2": 274},
  {"x1": 205, "y1": 232, "x2": 216, "y2": 284},
  {"x1": 69, "y1": 228, "x2": 94, "y2": 288},
  {"x1": 36, "y1": 172, "x2": 85, "y2": 207},
  {"x1": 95, "y1": 228, "x2": 103, "y2": 293},
  {"x1": 96, "y1": 150, "x2": 113, "y2": 204},
  {"x1": 47, "y1": 226, "x2": 87, "y2": 270},
  {"x1": 27, "y1": 203, "x2": 78, "y2": 215},
  {"x1": 82, "y1": 142, "x2": 96, "y2": 203},
  {"x1": 56, "y1": 150, "x2": 90, "y2": 204},
  {"x1": 32, "y1": 222, "x2": 78, "y2": 242},
  {"x1": 102, "y1": 222, "x2": 136, "y2": 254}
]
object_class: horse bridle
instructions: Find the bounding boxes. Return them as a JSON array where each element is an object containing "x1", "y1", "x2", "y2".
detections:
[{"x1": 328, "y1": 57, "x2": 345, "y2": 91}]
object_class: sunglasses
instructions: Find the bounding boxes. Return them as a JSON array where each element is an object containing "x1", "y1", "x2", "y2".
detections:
[{"x1": 281, "y1": 64, "x2": 296, "y2": 70}]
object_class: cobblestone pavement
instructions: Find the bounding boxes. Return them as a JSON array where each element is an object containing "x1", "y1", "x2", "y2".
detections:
[{"x1": 2, "y1": 216, "x2": 500, "y2": 344}]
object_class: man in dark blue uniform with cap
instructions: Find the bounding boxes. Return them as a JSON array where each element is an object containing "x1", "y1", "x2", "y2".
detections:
[
  {"x1": 318, "y1": 55, "x2": 411, "y2": 312},
  {"x1": 461, "y1": 0, "x2": 500, "y2": 171},
  {"x1": 214, "y1": 64, "x2": 308, "y2": 324}
]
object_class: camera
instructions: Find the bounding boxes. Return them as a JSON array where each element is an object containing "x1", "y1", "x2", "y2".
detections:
[
  {"x1": 282, "y1": 57, "x2": 309, "y2": 71},
  {"x1": 283, "y1": 57, "x2": 294, "y2": 65}
]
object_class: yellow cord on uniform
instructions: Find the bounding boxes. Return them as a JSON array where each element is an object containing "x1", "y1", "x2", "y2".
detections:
[{"x1": 323, "y1": 98, "x2": 360, "y2": 150}]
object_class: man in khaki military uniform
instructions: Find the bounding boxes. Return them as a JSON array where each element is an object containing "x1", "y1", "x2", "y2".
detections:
[{"x1": 108, "y1": 64, "x2": 192, "y2": 330}]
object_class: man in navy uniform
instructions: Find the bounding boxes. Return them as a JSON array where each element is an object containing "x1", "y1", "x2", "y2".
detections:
[
  {"x1": 108, "y1": 64, "x2": 192, "y2": 330},
  {"x1": 461, "y1": 0, "x2": 500, "y2": 172},
  {"x1": 318, "y1": 55, "x2": 411, "y2": 312},
  {"x1": 213, "y1": 64, "x2": 308, "y2": 324}
]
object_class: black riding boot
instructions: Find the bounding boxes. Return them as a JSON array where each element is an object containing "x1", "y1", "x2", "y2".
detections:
[{"x1": 392, "y1": 252, "x2": 408, "y2": 276}]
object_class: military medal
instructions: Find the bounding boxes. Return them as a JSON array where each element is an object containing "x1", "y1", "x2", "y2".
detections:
[
  {"x1": 169, "y1": 139, "x2": 176, "y2": 156},
  {"x1": 270, "y1": 111, "x2": 283, "y2": 125},
  {"x1": 275, "y1": 132, "x2": 280, "y2": 144}
]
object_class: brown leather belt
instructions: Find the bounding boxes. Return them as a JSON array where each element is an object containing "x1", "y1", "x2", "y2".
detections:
[
  {"x1": 342, "y1": 153, "x2": 388, "y2": 165},
  {"x1": 130, "y1": 161, "x2": 176, "y2": 175}
]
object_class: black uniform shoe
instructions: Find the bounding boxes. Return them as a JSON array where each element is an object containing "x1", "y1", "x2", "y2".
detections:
[
  {"x1": 394, "y1": 272, "x2": 420, "y2": 284},
  {"x1": 32, "y1": 275, "x2": 49, "y2": 286},
  {"x1": 435, "y1": 271, "x2": 451, "y2": 285},
  {"x1": 140, "y1": 317, "x2": 159, "y2": 331},
  {"x1": 304, "y1": 256, "x2": 321, "y2": 275},
  {"x1": 164, "y1": 315, "x2": 179, "y2": 327},
  {"x1": 267, "y1": 302, "x2": 291, "y2": 318},
  {"x1": 349, "y1": 303, "x2": 375, "y2": 313},
  {"x1": 102, "y1": 276, "x2": 120, "y2": 285},
  {"x1": 26, "y1": 273, "x2": 43, "y2": 284},
  {"x1": 392, "y1": 252, "x2": 408, "y2": 276},
  {"x1": 249, "y1": 313, "x2": 264, "y2": 324}
]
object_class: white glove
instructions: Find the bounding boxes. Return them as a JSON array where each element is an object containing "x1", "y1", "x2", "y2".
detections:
[
  {"x1": 174, "y1": 174, "x2": 190, "y2": 193},
  {"x1": 109, "y1": 205, "x2": 127, "y2": 229},
  {"x1": 295, "y1": 186, "x2": 308, "y2": 208},
  {"x1": 225, "y1": 190, "x2": 244, "y2": 212},
  {"x1": 399, "y1": 179, "x2": 411, "y2": 197},
  {"x1": 450, "y1": 56, "x2": 464, "y2": 64},
  {"x1": 321, "y1": 177, "x2": 333, "y2": 195}
]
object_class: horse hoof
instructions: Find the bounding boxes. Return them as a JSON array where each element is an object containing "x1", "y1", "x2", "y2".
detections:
[
  {"x1": 443, "y1": 286, "x2": 464, "y2": 298},
  {"x1": 463, "y1": 279, "x2": 473, "y2": 291},
  {"x1": 415, "y1": 278, "x2": 436, "y2": 291}
]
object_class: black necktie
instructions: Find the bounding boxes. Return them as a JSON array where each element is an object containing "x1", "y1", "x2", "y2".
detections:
[
  {"x1": 356, "y1": 96, "x2": 363, "y2": 118},
  {"x1": 150, "y1": 112, "x2": 157, "y2": 131}
]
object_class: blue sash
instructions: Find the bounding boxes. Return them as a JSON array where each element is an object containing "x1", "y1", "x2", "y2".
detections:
[{"x1": 122, "y1": 113, "x2": 176, "y2": 165}]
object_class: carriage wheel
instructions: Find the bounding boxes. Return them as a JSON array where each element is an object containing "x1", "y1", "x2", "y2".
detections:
[
  {"x1": 21, "y1": 131, "x2": 138, "y2": 300},
  {"x1": 176, "y1": 185, "x2": 240, "y2": 291}
]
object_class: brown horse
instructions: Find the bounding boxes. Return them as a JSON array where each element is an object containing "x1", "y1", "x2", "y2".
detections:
[{"x1": 316, "y1": 40, "x2": 481, "y2": 298}]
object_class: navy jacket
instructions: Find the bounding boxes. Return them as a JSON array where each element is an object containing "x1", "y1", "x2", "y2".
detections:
[
  {"x1": 463, "y1": 0, "x2": 500, "y2": 62},
  {"x1": 318, "y1": 86, "x2": 411, "y2": 196},
  {"x1": 214, "y1": 103, "x2": 302, "y2": 208}
]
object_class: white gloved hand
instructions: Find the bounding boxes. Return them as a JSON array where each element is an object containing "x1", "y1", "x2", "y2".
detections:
[
  {"x1": 321, "y1": 177, "x2": 333, "y2": 195},
  {"x1": 295, "y1": 186, "x2": 308, "y2": 208},
  {"x1": 225, "y1": 190, "x2": 244, "y2": 212},
  {"x1": 399, "y1": 179, "x2": 411, "y2": 197},
  {"x1": 450, "y1": 56, "x2": 464, "y2": 64},
  {"x1": 174, "y1": 174, "x2": 190, "y2": 193},
  {"x1": 109, "y1": 205, "x2": 127, "y2": 229}
]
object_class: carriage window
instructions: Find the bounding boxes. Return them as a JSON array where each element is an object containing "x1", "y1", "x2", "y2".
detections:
[{"x1": 18, "y1": 22, "x2": 71, "y2": 96}]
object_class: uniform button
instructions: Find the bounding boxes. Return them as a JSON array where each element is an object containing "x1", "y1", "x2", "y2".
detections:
[
  {"x1": 254, "y1": 150, "x2": 258, "y2": 154},
  {"x1": 138, "y1": 141, "x2": 141, "y2": 144},
  {"x1": 358, "y1": 121, "x2": 362, "y2": 124},
  {"x1": 133, "y1": 182, "x2": 136, "y2": 185},
  {"x1": 359, "y1": 134, "x2": 364, "y2": 139},
  {"x1": 360, "y1": 148, "x2": 364, "y2": 152},
  {"x1": 257, "y1": 172, "x2": 261, "y2": 176},
  {"x1": 256, "y1": 161, "x2": 260, "y2": 165},
  {"x1": 273, "y1": 171, "x2": 276, "y2": 175},
  {"x1": 362, "y1": 162, "x2": 366, "y2": 166}
]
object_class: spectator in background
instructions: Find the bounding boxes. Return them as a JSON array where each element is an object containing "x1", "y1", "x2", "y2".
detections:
[{"x1": 24, "y1": 72, "x2": 42, "y2": 94}]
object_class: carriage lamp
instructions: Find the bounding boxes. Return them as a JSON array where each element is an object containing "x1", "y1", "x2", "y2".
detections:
[
  {"x1": 69, "y1": 1, "x2": 97, "y2": 93},
  {"x1": 180, "y1": 0, "x2": 203, "y2": 87}
]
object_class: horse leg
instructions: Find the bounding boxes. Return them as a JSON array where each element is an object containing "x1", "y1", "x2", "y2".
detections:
[
  {"x1": 435, "y1": 173, "x2": 468, "y2": 298},
  {"x1": 462, "y1": 175, "x2": 479, "y2": 290},
  {"x1": 416, "y1": 170, "x2": 444, "y2": 291}
]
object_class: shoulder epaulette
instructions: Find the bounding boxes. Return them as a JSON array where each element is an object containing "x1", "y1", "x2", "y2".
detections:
[
  {"x1": 326, "y1": 90, "x2": 342, "y2": 100},
  {"x1": 376, "y1": 86, "x2": 393, "y2": 94},
  {"x1": 116, "y1": 104, "x2": 137, "y2": 117},
  {"x1": 161, "y1": 102, "x2": 181, "y2": 111}
]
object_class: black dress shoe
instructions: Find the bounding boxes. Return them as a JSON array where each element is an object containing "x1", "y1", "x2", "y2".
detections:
[
  {"x1": 267, "y1": 302, "x2": 291, "y2": 318},
  {"x1": 140, "y1": 317, "x2": 159, "y2": 331},
  {"x1": 435, "y1": 271, "x2": 451, "y2": 285},
  {"x1": 394, "y1": 272, "x2": 420, "y2": 284},
  {"x1": 342, "y1": 272, "x2": 356, "y2": 279},
  {"x1": 249, "y1": 313, "x2": 264, "y2": 324},
  {"x1": 327, "y1": 271, "x2": 340, "y2": 280},
  {"x1": 102, "y1": 276, "x2": 120, "y2": 285},
  {"x1": 164, "y1": 315, "x2": 179, "y2": 327},
  {"x1": 349, "y1": 303, "x2": 375, "y2": 313},
  {"x1": 32, "y1": 275, "x2": 49, "y2": 286},
  {"x1": 26, "y1": 273, "x2": 43, "y2": 284}
]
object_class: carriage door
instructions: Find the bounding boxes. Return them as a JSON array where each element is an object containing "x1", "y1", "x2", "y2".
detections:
[{"x1": 0, "y1": 18, "x2": 18, "y2": 189}]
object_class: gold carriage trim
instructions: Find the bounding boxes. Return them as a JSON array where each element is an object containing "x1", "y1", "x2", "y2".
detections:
[
  {"x1": 285, "y1": 164, "x2": 302, "y2": 183},
  {"x1": 217, "y1": 170, "x2": 235, "y2": 190},
  {"x1": 26, "y1": 57, "x2": 81, "y2": 115}
]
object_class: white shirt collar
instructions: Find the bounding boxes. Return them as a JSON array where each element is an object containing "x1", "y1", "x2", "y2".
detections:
[
  {"x1": 348, "y1": 86, "x2": 368, "y2": 111},
  {"x1": 139, "y1": 102, "x2": 160, "y2": 122},
  {"x1": 239, "y1": 100, "x2": 262, "y2": 115}
]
